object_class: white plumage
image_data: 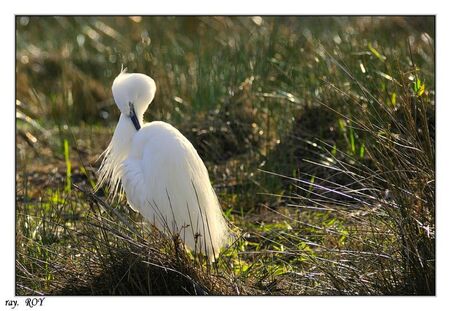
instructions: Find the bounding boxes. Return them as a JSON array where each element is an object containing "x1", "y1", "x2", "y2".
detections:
[{"x1": 98, "y1": 71, "x2": 230, "y2": 259}]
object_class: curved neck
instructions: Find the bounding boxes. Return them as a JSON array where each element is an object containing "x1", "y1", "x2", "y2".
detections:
[
  {"x1": 110, "y1": 114, "x2": 141, "y2": 158},
  {"x1": 97, "y1": 113, "x2": 141, "y2": 198}
]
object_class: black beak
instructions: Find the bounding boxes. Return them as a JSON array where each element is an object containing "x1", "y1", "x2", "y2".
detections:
[{"x1": 129, "y1": 102, "x2": 141, "y2": 131}]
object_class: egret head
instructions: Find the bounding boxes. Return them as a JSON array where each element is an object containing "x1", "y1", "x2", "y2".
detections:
[{"x1": 112, "y1": 71, "x2": 157, "y2": 120}]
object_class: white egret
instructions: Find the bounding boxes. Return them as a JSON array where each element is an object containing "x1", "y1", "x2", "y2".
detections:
[{"x1": 97, "y1": 70, "x2": 231, "y2": 259}]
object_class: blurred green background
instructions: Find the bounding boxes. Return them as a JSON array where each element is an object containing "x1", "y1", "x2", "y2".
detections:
[
  {"x1": 17, "y1": 16, "x2": 434, "y2": 210},
  {"x1": 16, "y1": 15, "x2": 434, "y2": 201},
  {"x1": 16, "y1": 16, "x2": 434, "y2": 124}
]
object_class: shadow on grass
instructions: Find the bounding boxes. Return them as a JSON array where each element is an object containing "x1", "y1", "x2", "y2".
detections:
[{"x1": 53, "y1": 248, "x2": 209, "y2": 295}]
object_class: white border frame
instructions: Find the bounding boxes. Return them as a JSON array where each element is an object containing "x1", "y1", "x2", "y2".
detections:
[{"x1": 2, "y1": 1, "x2": 448, "y2": 310}]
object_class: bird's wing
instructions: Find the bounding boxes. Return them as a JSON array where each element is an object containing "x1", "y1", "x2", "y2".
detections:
[{"x1": 121, "y1": 123, "x2": 230, "y2": 257}]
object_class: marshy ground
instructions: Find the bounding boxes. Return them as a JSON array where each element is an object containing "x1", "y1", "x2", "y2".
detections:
[{"x1": 16, "y1": 16, "x2": 435, "y2": 295}]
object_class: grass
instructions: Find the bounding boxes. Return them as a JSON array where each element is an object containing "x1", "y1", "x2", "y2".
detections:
[{"x1": 16, "y1": 16, "x2": 435, "y2": 295}]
